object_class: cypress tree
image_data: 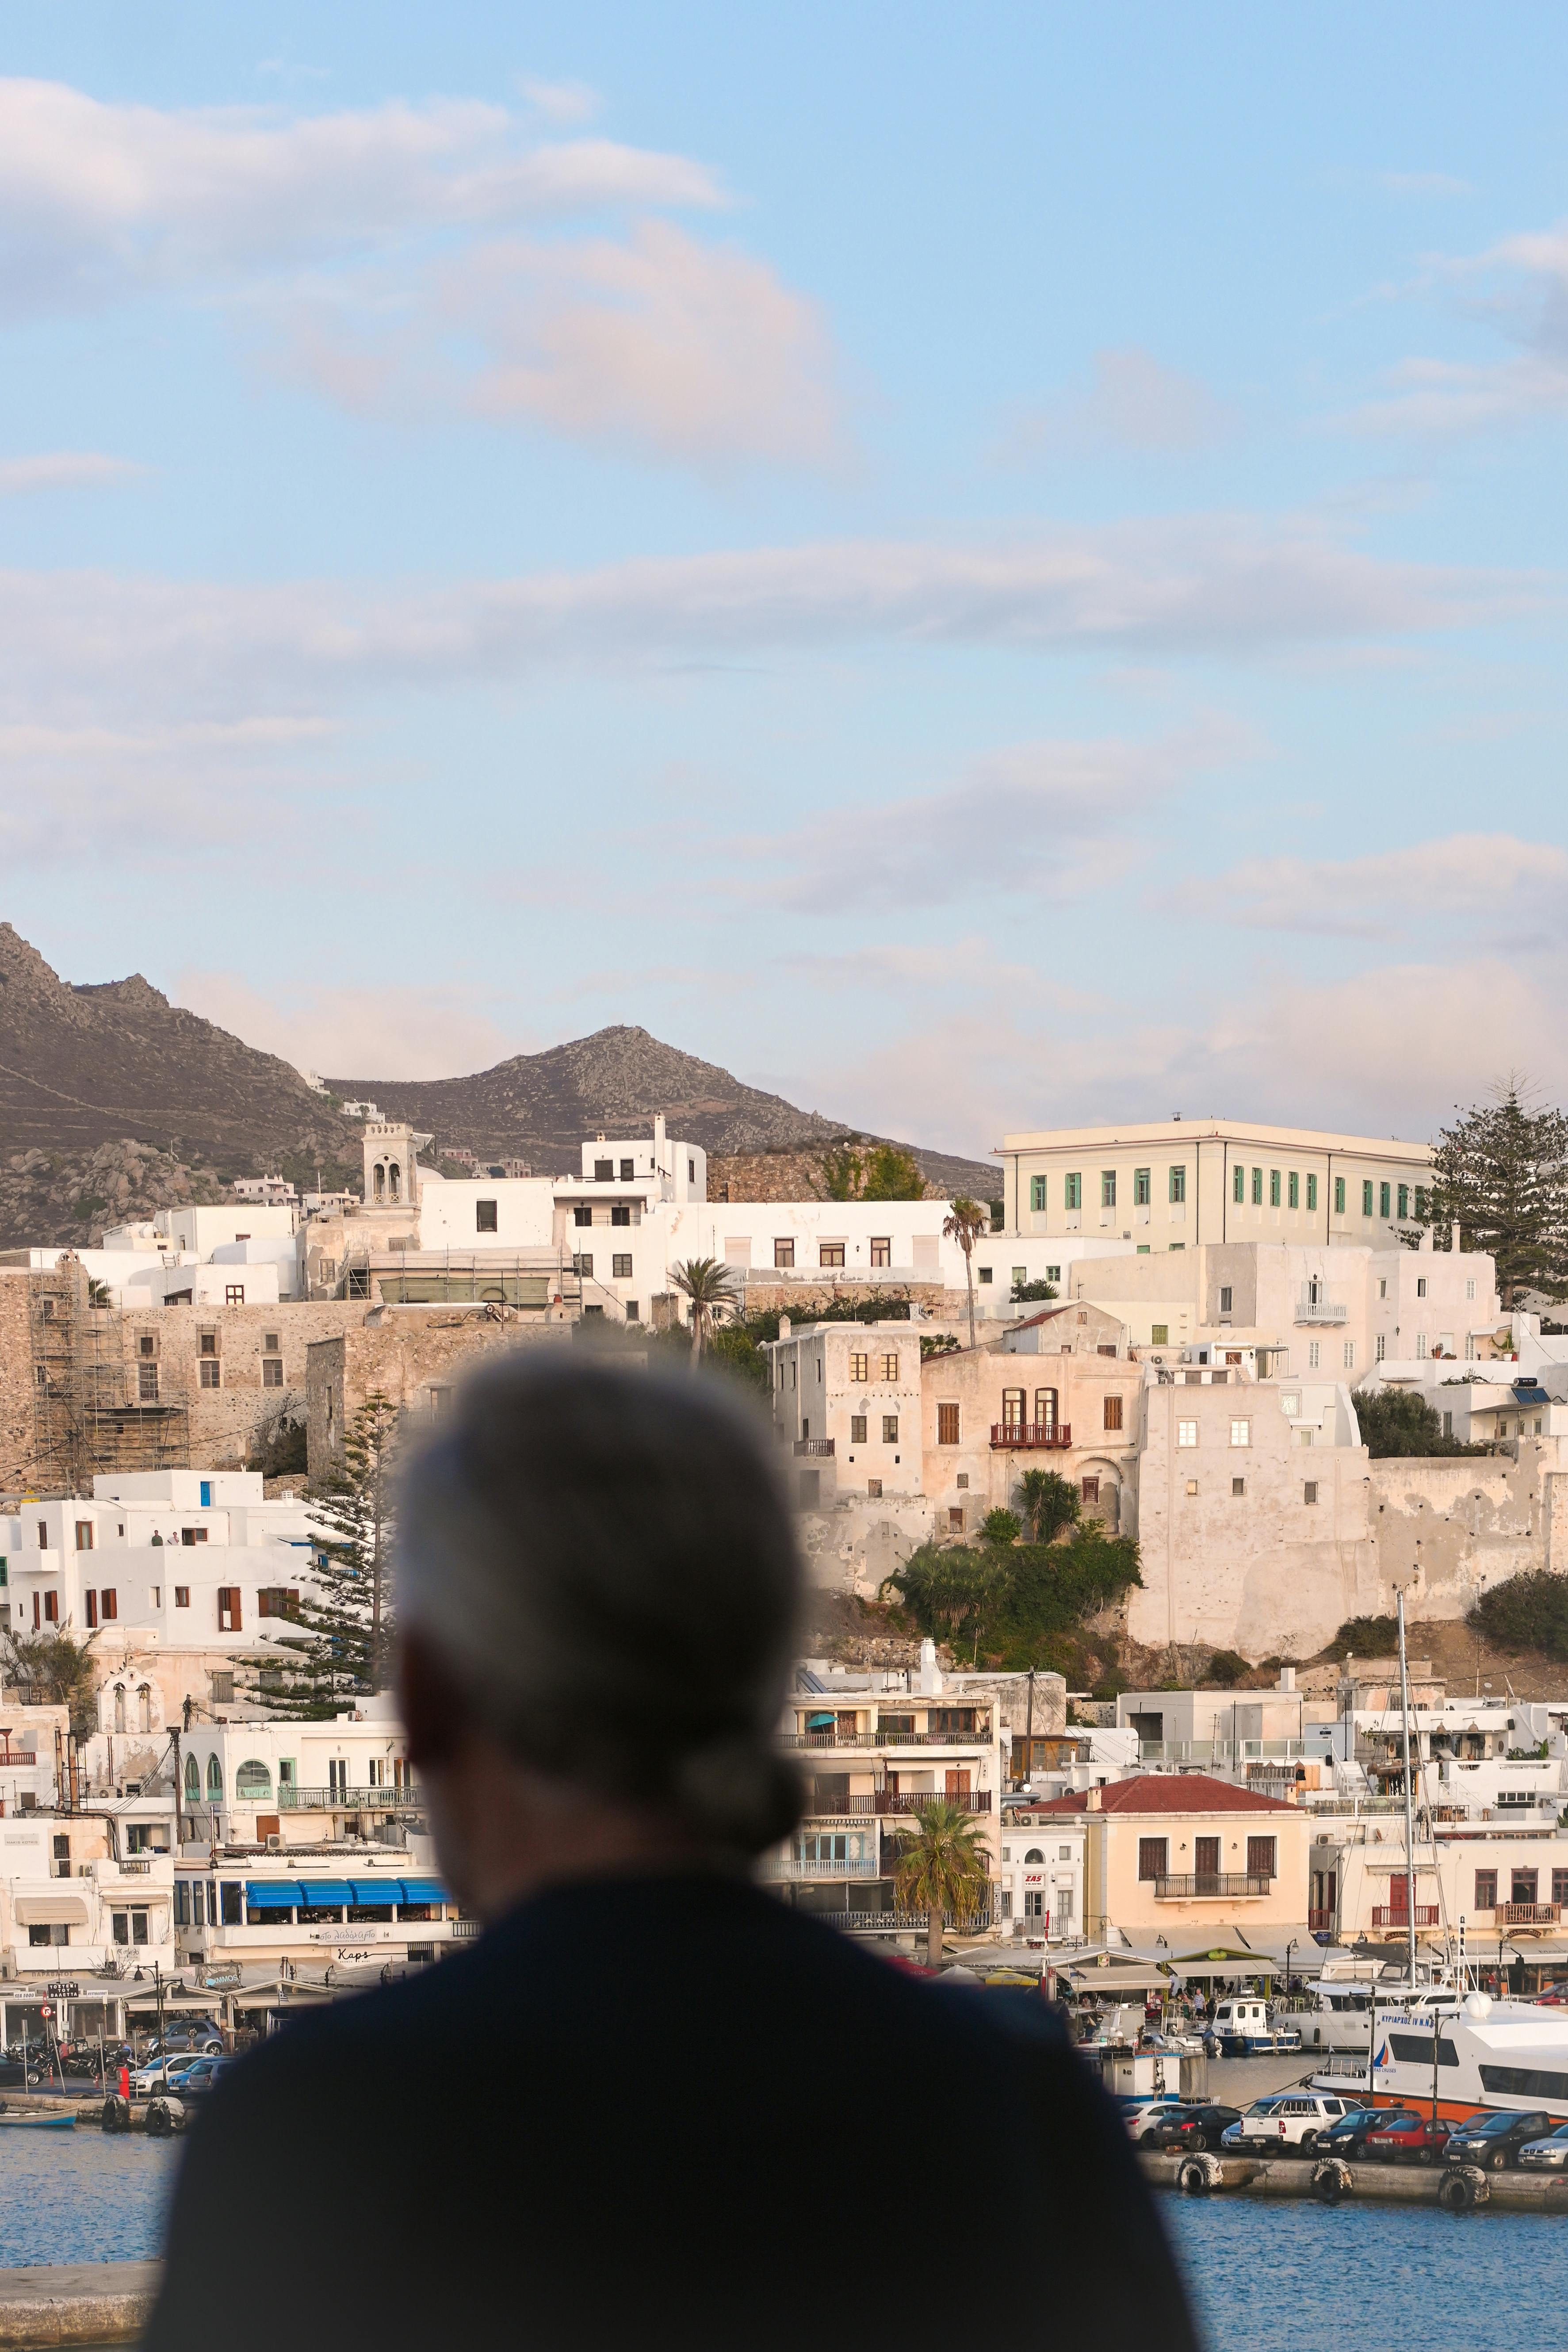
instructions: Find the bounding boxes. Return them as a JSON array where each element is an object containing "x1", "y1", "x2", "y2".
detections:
[{"x1": 1427, "y1": 1078, "x2": 1568, "y2": 1308}]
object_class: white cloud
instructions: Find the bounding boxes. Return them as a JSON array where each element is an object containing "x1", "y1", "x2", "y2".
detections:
[
  {"x1": 0, "y1": 713, "x2": 338, "y2": 860},
  {"x1": 519, "y1": 79, "x2": 601, "y2": 126},
  {"x1": 998, "y1": 347, "x2": 1235, "y2": 462},
  {"x1": 1345, "y1": 217, "x2": 1568, "y2": 435},
  {"x1": 0, "y1": 78, "x2": 723, "y2": 318},
  {"x1": 743, "y1": 724, "x2": 1244, "y2": 914},
  {"x1": 0, "y1": 519, "x2": 1530, "y2": 730},
  {"x1": 1198, "y1": 832, "x2": 1568, "y2": 940},
  {"x1": 0, "y1": 450, "x2": 142, "y2": 494},
  {"x1": 444, "y1": 221, "x2": 842, "y2": 466},
  {"x1": 172, "y1": 968, "x2": 524, "y2": 1081}
]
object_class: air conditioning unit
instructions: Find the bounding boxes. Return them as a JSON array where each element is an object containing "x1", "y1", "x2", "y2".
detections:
[{"x1": 265, "y1": 1834, "x2": 282, "y2": 1851}]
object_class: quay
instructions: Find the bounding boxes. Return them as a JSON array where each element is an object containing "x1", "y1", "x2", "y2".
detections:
[
  {"x1": 1143, "y1": 2149, "x2": 1568, "y2": 2213},
  {"x1": 0, "y1": 2263, "x2": 159, "y2": 2347}
]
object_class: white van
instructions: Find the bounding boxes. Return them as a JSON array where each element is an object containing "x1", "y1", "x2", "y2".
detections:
[{"x1": 1222, "y1": 2092, "x2": 1351, "y2": 2153}]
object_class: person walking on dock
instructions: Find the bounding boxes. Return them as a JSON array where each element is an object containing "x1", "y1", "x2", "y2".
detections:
[{"x1": 146, "y1": 1355, "x2": 1195, "y2": 2352}]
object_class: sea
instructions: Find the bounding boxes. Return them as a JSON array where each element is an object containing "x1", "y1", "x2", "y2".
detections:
[{"x1": 1, "y1": 2134, "x2": 1564, "y2": 2348}]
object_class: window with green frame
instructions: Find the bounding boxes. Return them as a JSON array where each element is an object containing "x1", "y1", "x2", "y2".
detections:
[
  {"x1": 1270, "y1": 1169, "x2": 1281, "y2": 1207},
  {"x1": 1101, "y1": 1170, "x2": 1117, "y2": 1209},
  {"x1": 1380, "y1": 1182, "x2": 1391, "y2": 1218},
  {"x1": 1064, "y1": 1172, "x2": 1082, "y2": 1210},
  {"x1": 1307, "y1": 1173, "x2": 1318, "y2": 1212},
  {"x1": 1362, "y1": 1180, "x2": 1374, "y2": 1216},
  {"x1": 1252, "y1": 1166, "x2": 1263, "y2": 1205},
  {"x1": 1169, "y1": 1165, "x2": 1186, "y2": 1204},
  {"x1": 1288, "y1": 1170, "x2": 1299, "y2": 1209},
  {"x1": 1232, "y1": 1163, "x2": 1244, "y2": 1204},
  {"x1": 1414, "y1": 1185, "x2": 1429, "y2": 1221},
  {"x1": 1135, "y1": 1166, "x2": 1151, "y2": 1205},
  {"x1": 1335, "y1": 1175, "x2": 1346, "y2": 1213},
  {"x1": 1397, "y1": 1183, "x2": 1409, "y2": 1219},
  {"x1": 1030, "y1": 1174, "x2": 1047, "y2": 1212}
]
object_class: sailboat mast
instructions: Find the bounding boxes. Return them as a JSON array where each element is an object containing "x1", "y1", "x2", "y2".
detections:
[{"x1": 1396, "y1": 1589, "x2": 1419, "y2": 1993}]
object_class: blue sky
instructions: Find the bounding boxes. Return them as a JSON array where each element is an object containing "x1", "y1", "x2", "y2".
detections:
[{"x1": 3, "y1": 4, "x2": 1568, "y2": 1155}]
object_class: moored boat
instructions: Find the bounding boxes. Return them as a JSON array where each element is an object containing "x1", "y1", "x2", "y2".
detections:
[{"x1": 1311, "y1": 1988, "x2": 1568, "y2": 2124}]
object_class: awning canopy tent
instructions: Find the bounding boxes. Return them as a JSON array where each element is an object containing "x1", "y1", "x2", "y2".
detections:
[
  {"x1": 1168, "y1": 1939, "x2": 1274, "y2": 1980},
  {"x1": 1061, "y1": 1963, "x2": 1174, "y2": 1996},
  {"x1": 13, "y1": 1894, "x2": 90, "y2": 1927},
  {"x1": 242, "y1": 1878, "x2": 445, "y2": 1910}
]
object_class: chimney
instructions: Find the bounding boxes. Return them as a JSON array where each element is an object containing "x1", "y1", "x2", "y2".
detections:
[
  {"x1": 1277, "y1": 1665, "x2": 1296, "y2": 1694},
  {"x1": 779, "y1": 1314, "x2": 791, "y2": 1339},
  {"x1": 1086, "y1": 1786, "x2": 1102, "y2": 1811}
]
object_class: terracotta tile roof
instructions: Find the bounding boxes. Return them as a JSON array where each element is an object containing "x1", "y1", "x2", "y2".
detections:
[{"x1": 1029, "y1": 1773, "x2": 1295, "y2": 1817}]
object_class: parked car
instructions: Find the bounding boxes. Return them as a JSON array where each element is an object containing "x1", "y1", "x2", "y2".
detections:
[
  {"x1": 1445, "y1": 2110, "x2": 1555, "y2": 2171},
  {"x1": 1122, "y1": 2096, "x2": 1191, "y2": 2145},
  {"x1": 1147, "y1": 2104, "x2": 1242, "y2": 2153},
  {"x1": 166, "y1": 2056, "x2": 236, "y2": 2097},
  {"x1": 131, "y1": 2058, "x2": 190, "y2": 2096},
  {"x1": 147, "y1": 2031, "x2": 223, "y2": 2059},
  {"x1": 1221, "y1": 2092, "x2": 1353, "y2": 2153},
  {"x1": 1318, "y1": 2107, "x2": 1385, "y2": 2157},
  {"x1": 0, "y1": 2055, "x2": 44, "y2": 2088},
  {"x1": 1363, "y1": 2111, "x2": 1452, "y2": 2164},
  {"x1": 1518, "y1": 2123, "x2": 1568, "y2": 2171}
]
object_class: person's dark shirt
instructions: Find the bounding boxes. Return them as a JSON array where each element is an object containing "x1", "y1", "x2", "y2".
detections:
[{"x1": 146, "y1": 1874, "x2": 1196, "y2": 2352}]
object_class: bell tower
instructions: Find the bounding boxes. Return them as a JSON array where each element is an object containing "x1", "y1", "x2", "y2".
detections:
[{"x1": 362, "y1": 1121, "x2": 428, "y2": 1211}]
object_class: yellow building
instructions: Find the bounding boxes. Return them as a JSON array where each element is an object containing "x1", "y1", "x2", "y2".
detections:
[{"x1": 1033, "y1": 1773, "x2": 1311, "y2": 1941}]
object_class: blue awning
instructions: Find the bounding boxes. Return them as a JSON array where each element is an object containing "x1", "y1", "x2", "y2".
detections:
[
  {"x1": 295, "y1": 1880, "x2": 355, "y2": 1905},
  {"x1": 243, "y1": 1882, "x2": 299, "y2": 1911},
  {"x1": 345, "y1": 1882, "x2": 401, "y2": 1905},
  {"x1": 395, "y1": 1879, "x2": 448, "y2": 1907}
]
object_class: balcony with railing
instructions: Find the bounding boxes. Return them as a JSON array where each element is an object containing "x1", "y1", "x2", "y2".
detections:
[
  {"x1": 802, "y1": 1790, "x2": 992, "y2": 1817},
  {"x1": 1307, "y1": 1907, "x2": 1335, "y2": 1932},
  {"x1": 1154, "y1": 1873, "x2": 1274, "y2": 1900},
  {"x1": 278, "y1": 1783, "x2": 422, "y2": 1809},
  {"x1": 1499, "y1": 1901, "x2": 1560, "y2": 1927},
  {"x1": 1295, "y1": 1291, "x2": 1348, "y2": 1325},
  {"x1": 1370, "y1": 1904, "x2": 1441, "y2": 1928},
  {"x1": 990, "y1": 1423, "x2": 1072, "y2": 1450},
  {"x1": 793, "y1": 1438, "x2": 835, "y2": 1456},
  {"x1": 783, "y1": 1725, "x2": 992, "y2": 1749}
]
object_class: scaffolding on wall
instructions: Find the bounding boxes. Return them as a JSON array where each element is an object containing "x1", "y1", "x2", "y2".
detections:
[{"x1": 28, "y1": 1260, "x2": 190, "y2": 1491}]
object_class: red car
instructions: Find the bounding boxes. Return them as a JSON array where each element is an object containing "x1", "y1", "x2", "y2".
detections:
[{"x1": 1363, "y1": 2111, "x2": 1452, "y2": 2165}]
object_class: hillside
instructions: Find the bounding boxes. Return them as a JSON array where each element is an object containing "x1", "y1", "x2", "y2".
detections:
[
  {"x1": 0, "y1": 926, "x2": 361, "y2": 1245},
  {"x1": 329, "y1": 1025, "x2": 996, "y2": 1197}
]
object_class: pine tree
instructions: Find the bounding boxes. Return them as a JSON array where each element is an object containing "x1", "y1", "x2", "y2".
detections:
[
  {"x1": 1427, "y1": 1078, "x2": 1568, "y2": 1307},
  {"x1": 281, "y1": 1391, "x2": 399, "y2": 1711}
]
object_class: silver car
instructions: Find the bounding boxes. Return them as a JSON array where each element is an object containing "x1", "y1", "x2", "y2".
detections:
[{"x1": 1518, "y1": 2123, "x2": 1568, "y2": 2169}]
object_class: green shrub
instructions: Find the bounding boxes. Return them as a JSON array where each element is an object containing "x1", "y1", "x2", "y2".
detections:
[
  {"x1": 1321, "y1": 1614, "x2": 1400, "y2": 1659},
  {"x1": 1204, "y1": 1648, "x2": 1253, "y2": 1687},
  {"x1": 1353, "y1": 1386, "x2": 1485, "y2": 1457},
  {"x1": 1468, "y1": 1572, "x2": 1568, "y2": 1660}
]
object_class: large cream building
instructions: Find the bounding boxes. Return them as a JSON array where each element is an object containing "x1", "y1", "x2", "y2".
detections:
[{"x1": 994, "y1": 1120, "x2": 1434, "y2": 1252}]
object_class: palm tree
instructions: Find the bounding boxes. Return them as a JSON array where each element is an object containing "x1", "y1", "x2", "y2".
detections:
[
  {"x1": 670, "y1": 1256, "x2": 741, "y2": 1366},
  {"x1": 1016, "y1": 1468, "x2": 1081, "y2": 1546},
  {"x1": 943, "y1": 1196, "x2": 989, "y2": 1352},
  {"x1": 895, "y1": 1797, "x2": 991, "y2": 1969}
]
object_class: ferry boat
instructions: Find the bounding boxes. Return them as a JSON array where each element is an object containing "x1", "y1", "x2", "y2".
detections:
[
  {"x1": 1311, "y1": 1988, "x2": 1568, "y2": 2124},
  {"x1": 1209, "y1": 1996, "x2": 1303, "y2": 2057}
]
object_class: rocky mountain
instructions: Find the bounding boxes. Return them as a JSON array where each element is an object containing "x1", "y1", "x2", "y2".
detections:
[
  {"x1": 0, "y1": 926, "x2": 994, "y2": 1247},
  {"x1": 0, "y1": 926, "x2": 361, "y2": 1246},
  {"x1": 328, "y1": 1026, "x2": 995, "y2": 1198}
]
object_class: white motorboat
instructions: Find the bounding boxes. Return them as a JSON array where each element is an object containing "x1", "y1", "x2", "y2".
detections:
[{"x1": 1311, "y1": 1988, "x2": 1568, "y2": 2123}]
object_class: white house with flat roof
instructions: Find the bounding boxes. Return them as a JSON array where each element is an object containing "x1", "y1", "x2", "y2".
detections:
[{"x1": 0, "y1": 1472, "x2": 319, "y2": 1652}]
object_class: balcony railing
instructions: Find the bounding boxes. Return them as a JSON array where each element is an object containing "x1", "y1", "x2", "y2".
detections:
[
  {"x1": 758, "y1": 1858, "x2": 880, "y2": 1880},
  {"x1": 449, "y1": 1920, "x2": 482, "y2": 1939},
  {"x1": 802, "y1": 1790, "x2": 992, "y2": 1818},
  {"x1": 1295, "y1": 1293, "x2": 1348, "y2": 1324},
  {"x1": 1307, "y1": 1908, "x2": 1335, "y2": 1931},
  {"x1": 990, "y1": 1423, "x2": 1071, "y2": 1450},
  {"x1": 793, "y1": 1438, "x2": 835, "y2": 1456},
  {"x1": 1153, "y1": 1874, "x2": 1273, "y2": 1900},
  {"x1": 277, "y1": 1785, "x2": 421, "y2": 1809},
  {"x1": 783, "y1": 1729, "x2": 991, "y2": 1749},
  {"x1": 1370, "y1": 1905, "x2": 1441, "y2": 1928},
  {"x1": 1499, "y1": 1901, "x2": 1560, "y2": 1927}
]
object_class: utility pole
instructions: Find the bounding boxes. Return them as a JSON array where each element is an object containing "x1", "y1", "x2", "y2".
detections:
[
  {"x1": 172, "y1": 1728, "x2": 183, "y2": 1849},
  {"x1": 1396, "y1": 1589, "x2": 1419, "y2": 1995},
  {"x1": 1023, "y1": 1667, "x2": 1035, "y2": 1792}
]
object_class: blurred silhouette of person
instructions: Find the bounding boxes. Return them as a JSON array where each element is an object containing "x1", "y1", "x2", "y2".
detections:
[{"x1": 148, "y1": 1355, "x2": 1195, "y2": 2352}]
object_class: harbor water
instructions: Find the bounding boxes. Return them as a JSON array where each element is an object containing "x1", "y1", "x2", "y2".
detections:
[
  {"x1": 1167, "y1": 2195, "x2": 1565, "y2": 2352},
  {"x1": 2, "y1": 2133, "x2": 1564, "y2": 2348}
]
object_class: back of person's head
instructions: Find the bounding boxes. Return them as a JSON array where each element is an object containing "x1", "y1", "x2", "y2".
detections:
[{"x1": 396, "y1": 1351, "x2": 803, "y2": 1856}]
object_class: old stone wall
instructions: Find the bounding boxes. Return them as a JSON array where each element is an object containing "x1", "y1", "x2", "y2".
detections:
[
  {"x1": 795, "y1": 1493, "x2": 936, "y2": 1599},
  {"x1": 306, "y1": 1307, "x2": 577, "y2": 1476},
  {"x1": 1365, "y1": 1441, "x2": 1568, "y2": 1619}
]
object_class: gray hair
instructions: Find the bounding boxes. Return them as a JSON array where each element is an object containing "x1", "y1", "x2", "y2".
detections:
[{"x1": 396, "y1": 1351, "x2": 803, "y2": 1855}]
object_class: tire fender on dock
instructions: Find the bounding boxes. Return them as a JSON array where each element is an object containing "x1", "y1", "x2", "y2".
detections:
[
  {"x1": 101, "y1": 2096, "x2": 130, "y2": 2134},
  {"x1": 1438, "y1": 2168, "x2": 1489, "y2": 2214},
  {"x1": 1312, "y1": 2158, "x2": 1354, "y2": 2205},
  {"x1": 1178, "y1": 2153, "x2": 1225, "y2": 2196}
]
